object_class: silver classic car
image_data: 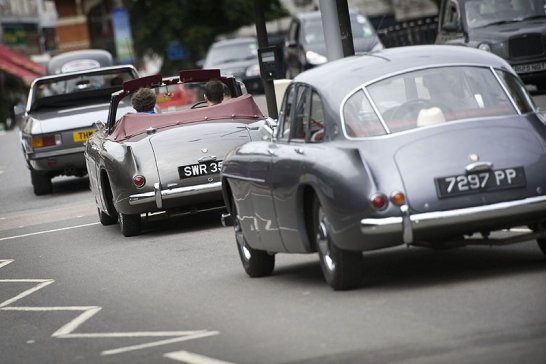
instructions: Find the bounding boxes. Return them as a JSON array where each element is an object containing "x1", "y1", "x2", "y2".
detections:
[
  {"x1": 221, "y1": 45, "x2": 546, "y2": 290},
  {"x1": 20, "y1": 65, "x2": 138, "y2": 195},
  {"x1": 85, "y1": 69, "x2": 274, "y2": 237}
]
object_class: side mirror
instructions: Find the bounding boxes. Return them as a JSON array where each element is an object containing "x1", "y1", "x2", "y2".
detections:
[
  {"x1": 442, "y1": 20, "x2": 462, "y2": 32},
  {"x1": 263, "y1": 117, "x2": 277, "y2": 141},
  {"x1": 13, "y1": 103, "x2": 25, "y2": 117},
  {"x1": 195, "y1": 59, "x2": 204, "y2": 69}
]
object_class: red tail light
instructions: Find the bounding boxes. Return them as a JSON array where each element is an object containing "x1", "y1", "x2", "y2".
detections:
[
  {"x1": 31, "y1": 134, "x2": 60, "y2": 148},
  {"x1": 133, "y1": 175, "x2": 146, "y2": 188},
  {"x1": 370, "y1": 193, "x2": 388, "y2": 210}
]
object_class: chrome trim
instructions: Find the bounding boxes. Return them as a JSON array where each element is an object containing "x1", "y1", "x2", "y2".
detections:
[
  {"x1": 129, "y1": 181, "x2": 222, "y2": 207},
  {"x1": 221, "y1": 172, "x2": 266, "y2": 183},
  {"x1": 465, "y1": 161, "x2": 493, "y2": 173},
  {"x1": 361, "y1": 195, "x2": 546, "y2": 244}
]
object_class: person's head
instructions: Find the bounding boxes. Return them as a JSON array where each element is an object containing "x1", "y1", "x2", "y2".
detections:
[
  {"x1": 132, "y1": 88, "x2": 156, "y2": 112},
  {"x1": 204, "y1": 79, "x2": 224, "y2": 106},
  {"x1": 222, "y1": 83, "x2": 232, "y2": 102}
]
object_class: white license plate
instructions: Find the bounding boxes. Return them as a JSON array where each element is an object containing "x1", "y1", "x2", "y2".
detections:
[
  {"x1": 178, "y1": 160, "x2": 223, "y2": 179},
  {"x1": 513, "y1": 62, "x2": 546, "y2": 74},
  {"x1": 435, "y1": 167, "x2": 526, "y2": 198}
]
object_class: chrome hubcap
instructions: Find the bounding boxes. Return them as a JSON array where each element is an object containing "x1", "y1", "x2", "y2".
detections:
[
  {"x1": 317, "y1": 210, "x2": 335, "y2": 272},
  {"x1": 234, "y1": 214, "x2": 251, "y2": 261}
]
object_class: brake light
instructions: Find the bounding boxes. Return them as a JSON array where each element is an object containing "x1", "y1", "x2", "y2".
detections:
[
  {"x1": 31, "y1": 134, "x2": 61, "y2": 148},
  {"x1": 133, "y1": 175, "x2": 146, "y2": 188},
  {"x1": 370, "y1": 193, "x2": 388, "y2": 210}
]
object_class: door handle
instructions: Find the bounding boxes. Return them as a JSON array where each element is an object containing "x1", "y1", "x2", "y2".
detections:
[
  {"x1": 294, "y1": 147, "x2": 304, "y2": 155},
  {"x1": 267, "y1": 149, "x2": 276, "y2": 156}
]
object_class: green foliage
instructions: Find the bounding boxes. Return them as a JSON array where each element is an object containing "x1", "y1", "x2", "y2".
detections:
[{"x1": 129, "y1": 0, "x2": 287, "y2": 74}]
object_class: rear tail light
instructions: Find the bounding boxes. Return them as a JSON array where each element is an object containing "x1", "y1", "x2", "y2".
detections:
[
  {"x1": 133, "y1": 175, "x2": 146, "y2": 188},
  {"x1": 370, "y1": 193, "x2": 388, "y2": 210},
  {"x1": 31, "y1": 134, "x2": 61, "y2": 148},
  {"x1": 391, "y1": 191, "x2": 406, "y2": 206}
]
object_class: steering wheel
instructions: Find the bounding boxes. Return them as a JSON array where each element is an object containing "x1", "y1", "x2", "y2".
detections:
[{"x1": 191, "y1": 100, "x2": 208, "y2": 109}]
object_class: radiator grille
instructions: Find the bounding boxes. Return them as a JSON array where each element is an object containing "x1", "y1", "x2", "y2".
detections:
[{"x1": 509, "y1": 34, "x2": 545, "y2": 58}]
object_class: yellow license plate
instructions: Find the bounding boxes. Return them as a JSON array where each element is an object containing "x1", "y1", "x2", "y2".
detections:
[{"x1": 73, "y1": 129, "x2": 96, "y2": 142}]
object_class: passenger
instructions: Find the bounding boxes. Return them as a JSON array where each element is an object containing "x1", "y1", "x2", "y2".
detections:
[
  {"x1": 222, "y1": 83, "x2": 232, "y2": 102},
  {"x1": 204, "y1": 79, "x2": 224, "y2": 106},
  {"x1": 132, "y1": 88, "x2": 156, "y2": 113}
]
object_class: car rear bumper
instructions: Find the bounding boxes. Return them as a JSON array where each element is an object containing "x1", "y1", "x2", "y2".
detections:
[
  {"x1": 129, "y1": 182, "x2": 222, "y2": 209},
  {"x1": 361, "y1": 195, "x2": 546, "y2": 244},
  {"x1": 27, "y1": 147, "x2": 87, "y2": 172}
]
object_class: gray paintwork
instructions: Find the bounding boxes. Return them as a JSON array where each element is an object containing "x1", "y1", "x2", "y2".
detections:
[{"x1": 221, "y1": 45, "x2": 546, "y2": 257}]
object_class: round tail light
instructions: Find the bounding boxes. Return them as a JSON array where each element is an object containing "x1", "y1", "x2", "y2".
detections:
[
  {"x1": 370, "y1": 193, "x2": 388, "y2": 210},
  {"x1": 133, "y1": 175, "x2": 146, "y2": 188},
  {"x1": 391, "y1": 191, "x2": 406, "y2": 206}
]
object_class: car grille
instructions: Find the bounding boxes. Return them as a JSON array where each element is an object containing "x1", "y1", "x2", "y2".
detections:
[{"x1": 509, "y1": 33, "x2": 545, "y2": 59}]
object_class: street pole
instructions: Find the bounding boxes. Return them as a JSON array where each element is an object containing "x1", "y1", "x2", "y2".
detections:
[
  {"x1": 254, "y1": 0, "x2": 278, "y2": 119},
  {"x1": 336, "y1": 0, "x2": 355, "y2": 57},
  {"x1": 319, "y1": 0, "x2": 344, "y2": 62}
]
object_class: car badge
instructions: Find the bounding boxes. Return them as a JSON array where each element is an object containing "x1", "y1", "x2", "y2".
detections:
[
  {"x1": 469, "y1": 153, "x2": 479, "y2": 162},
  {"x1": 201, "y1": 148, "x2": 208, "y2": 153}
]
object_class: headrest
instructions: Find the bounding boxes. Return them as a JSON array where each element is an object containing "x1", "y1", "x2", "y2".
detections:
[{"x1": 417, "y1": 107, "x2": 445, "y2": 127}]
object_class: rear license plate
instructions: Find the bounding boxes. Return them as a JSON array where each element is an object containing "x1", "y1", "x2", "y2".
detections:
[
  {"x1": 178, "y1": 160, "x2": 223, "y2": 179},
  {"x1": 435, "y1": 167, "x2": 526, "y2": 198},
  {"x1": 513, "y1": 62, "x2": 546, "y2": 74},
  {"x1": 73, "y1": 129, "x2": 96, "y2": 142}
]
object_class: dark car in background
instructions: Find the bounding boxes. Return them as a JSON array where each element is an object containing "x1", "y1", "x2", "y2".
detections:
[
  {"x1": 20, "y1": 65, "x2": 138, "y2": 195},
  {"x1": 202, "y1": 37, "x2": 263, "y2": 94},
  {"x1": 284, "y1": 9, "x2": 383, "y2": 78},
  {"x1": 436, "y1": 0, "x2": 546, "y2": 91}
]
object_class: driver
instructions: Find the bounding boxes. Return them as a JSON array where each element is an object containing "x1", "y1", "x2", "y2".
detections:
[{"x1": 204, "y1": 79, "x2": 224, "y2": 106}]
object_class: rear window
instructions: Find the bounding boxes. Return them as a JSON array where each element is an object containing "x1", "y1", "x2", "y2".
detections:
[{"x1": 342, "y1": 66, "x2": 520, "y2": 138}]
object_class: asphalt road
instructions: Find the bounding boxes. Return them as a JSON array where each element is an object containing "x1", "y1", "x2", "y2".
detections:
[{"x1": 1, "y1": 94, "x2": 546, "y2": 364}]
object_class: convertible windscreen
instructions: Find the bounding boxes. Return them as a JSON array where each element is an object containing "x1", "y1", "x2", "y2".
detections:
[{"x1": 342, "y1": 66, "x2": 532, "y2": 138}]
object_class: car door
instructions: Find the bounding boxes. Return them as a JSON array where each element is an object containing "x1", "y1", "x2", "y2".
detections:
[{"x1": 269, "y1": 84, "x2": 318, "y2": 252}]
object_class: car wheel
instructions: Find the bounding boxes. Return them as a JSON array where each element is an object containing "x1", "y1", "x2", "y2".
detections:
[
  {"x1": 537, "y1": 239, "x2": 546, "y2": 256},
  {"x1": 119, "y1": 212, "x2": 141, "y2": 237},
  {"x1": 30, "y1": 170, "x2": 52, "y2": 195},
  {"x1": 98, "y1": 208, "x2": 117, "y2": 226},
  {"x1": 232, "y1": 200, "x2": 274, "y2": 277},
  {"x1": 314, "y1": 197, "x2": 362, "y2": 290}
]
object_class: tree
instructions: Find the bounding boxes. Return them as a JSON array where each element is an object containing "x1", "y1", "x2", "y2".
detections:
[{"x1": 129, "y1": 0, "x2": 287, "y2": 74}]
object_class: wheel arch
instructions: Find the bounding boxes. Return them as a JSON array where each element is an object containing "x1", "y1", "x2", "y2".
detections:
[
  {"x1": 99, "y1": 168, "x2": 116, "y2": 217},
  {"x1": 300, "y1": 184, "x2": 319, "y2": 253}
]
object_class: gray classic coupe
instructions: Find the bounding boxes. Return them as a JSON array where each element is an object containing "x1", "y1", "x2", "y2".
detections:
[
  {"x1": 221, "y1": 45, "x2": 546, "y2": 290},
  {"x1": 85, "y1": 69, "x2": 274, "y2": 237},
  {"x1": 20, "y1": 65, "x2": 138, "y2": 195}
]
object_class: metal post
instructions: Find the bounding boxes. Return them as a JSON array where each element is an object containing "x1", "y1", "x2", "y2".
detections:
[
  {"x1": 254, "y1": 0, "x2": 278, "y2": 119},
  {"x1": 319, "y1": 0, "x2": 343, "y2": 62},
  {"x1": 336, "y1": 0, "x2": 355, "y2": 57}
]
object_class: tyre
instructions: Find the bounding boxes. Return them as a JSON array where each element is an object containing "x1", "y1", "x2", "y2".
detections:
[
  {"x1": 98, "y1": 208, "x2": 117, "y2": 226},
  {"x1": 537, "y1": 239, "x2": 546, "y2": 256},
  {"x1": 232, "y1": 200, "x2": 274, "y2": 277},
  {"x1": 119, "y1": 212, "x2": 141, "y2": 237},
  {"x1": 314, "y1": 197, "x2": 362, "y2": 290},
  {"x1": 30, "y1": 170, "x2": 52, "y2": 195}
]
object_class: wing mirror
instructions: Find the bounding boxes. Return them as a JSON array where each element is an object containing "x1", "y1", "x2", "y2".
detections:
[
  {"x1": 95, "y1": 120, "x2": 106, "y2": 130},
  {"x1": 263, "y1": 117, "x2": 278, "y2": 141}
]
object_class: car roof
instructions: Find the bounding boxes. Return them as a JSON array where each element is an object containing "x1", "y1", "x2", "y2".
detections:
[
  {"x1": 211, "y1": 37, "x2": 256, "y2": 48},
  {"x1": 294, "y1": 45, "x2": 514, "y2": 107}
]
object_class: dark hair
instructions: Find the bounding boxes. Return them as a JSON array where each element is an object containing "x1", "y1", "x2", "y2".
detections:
[
  {"x1": 204, "y1": 79, "x2": 224, "y2": 105},
  {"x1": 132, "y1": 88, "x2": 156, "y2": 112}
]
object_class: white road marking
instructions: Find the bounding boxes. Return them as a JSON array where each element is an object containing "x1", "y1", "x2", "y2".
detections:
[
  {"x1": 101, "y1": 331, "x2": 220, "y2": 356},
  {"x1": 0, "y1": 222, "x2": 100, "y2": 241},
  {"x1": 0, "y1": 279, "x2": 54, "y2": 308},
  {"x1": 0, "y1": 259, "x2": 225, "y2": 359},
  {"x1": 164, "y1": 350, "x2": 234, "y2": 364}
]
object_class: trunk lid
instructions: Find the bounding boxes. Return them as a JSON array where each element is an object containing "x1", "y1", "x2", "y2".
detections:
[{"x1": 393, "y1": 118, "x2": 546, "y2": 213}]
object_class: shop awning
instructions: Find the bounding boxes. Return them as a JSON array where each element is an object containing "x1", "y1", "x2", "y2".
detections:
[{"x1": 0, "y1": 44, "x2": 46, "y2": 85}]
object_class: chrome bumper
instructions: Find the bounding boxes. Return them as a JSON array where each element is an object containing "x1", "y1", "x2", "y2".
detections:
[
  {"x1": 361, "y1": 195, "x2": 546, "y2": 244},
  {"x1": 129, "y1": 182, "x2": 222, "y2": 209}
]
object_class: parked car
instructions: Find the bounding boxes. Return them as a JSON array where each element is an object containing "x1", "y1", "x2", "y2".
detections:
[
  {"x1": 47, "y1": 49, "x2": 113, "y2": 75},
  {"x1": 201, "y1": 37, "x2": 263, "y2": 94},
  {"x1": 435, "y1": 0, "x2": 546, "y2": 91},
  {"x1": 220, "y1": 45, "x2": 546, "y2": 290},
  {"x1": 20, "y1": 65, "x2": 138, "y2": 195},
  {"x1": 85, "y1": 69, "x2": 275, "y2": 237},
  {"x1": 284, "y1": 9, "x2": 383, "y2": 78}
]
